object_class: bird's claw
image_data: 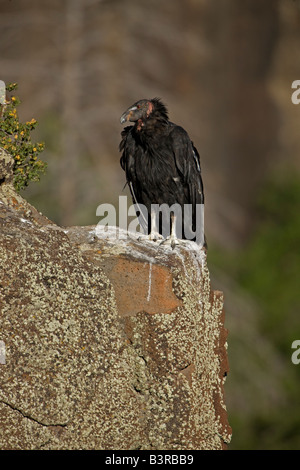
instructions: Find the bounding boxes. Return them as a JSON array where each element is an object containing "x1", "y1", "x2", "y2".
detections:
[
  {"x1": 138, "y1": 232, "x2": 164, "y2": 242},
  {"x1": 160, "y1": 236, "x2": 181, "y2": 250}
]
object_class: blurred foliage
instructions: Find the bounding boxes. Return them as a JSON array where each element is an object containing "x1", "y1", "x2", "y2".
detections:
[
  {"x1": 210, "y1": 169, "x2": 300, "y2": 449},
  {"x1": 239, "y1": 171, "x2": 300, "y2": 351},
  {"x1": 0, "y1": 82, "x2": 47, "y2": 191}
]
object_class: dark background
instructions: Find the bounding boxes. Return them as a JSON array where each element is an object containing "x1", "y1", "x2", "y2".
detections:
[{"x1": 1, "y1": 0, "x2": 300, "y2": 449}]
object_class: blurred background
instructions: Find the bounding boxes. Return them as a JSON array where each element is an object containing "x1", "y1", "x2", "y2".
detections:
[{"x1": 1, "y1": 0, "x2": 300, "y2": 449}]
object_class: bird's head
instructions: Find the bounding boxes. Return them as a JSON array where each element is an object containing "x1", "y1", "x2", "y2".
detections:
[
  {"x1": 120, "y1": 99, "x2": 154, "y2": 124},
  {"x1": 120, "y1": 98, "x2": 168, "y2": 127}
]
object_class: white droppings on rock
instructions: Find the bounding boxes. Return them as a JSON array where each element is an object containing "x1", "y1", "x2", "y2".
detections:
[{"x1": 147, "y1": 262, "x2": 153, "y2": 302}]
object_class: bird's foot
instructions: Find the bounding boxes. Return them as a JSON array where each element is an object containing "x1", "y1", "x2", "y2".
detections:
[
  {"x1": 138, "y1": 232, "x2": 164, "y2": 242},
  {"x1": 149, "y1": 231, "x2": 164, "y2": 242},
  {"x1": 160, "y1": 235, "x2": 183, "y2": 250}
]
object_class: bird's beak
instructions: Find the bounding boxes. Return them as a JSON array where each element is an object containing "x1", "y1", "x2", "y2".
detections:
[
  {"x1": 120, "y1": 112, "x2": 128, "y2": 124},
  {"x1": 120, "y1": 106, "x2": 137, "y2": 124}
]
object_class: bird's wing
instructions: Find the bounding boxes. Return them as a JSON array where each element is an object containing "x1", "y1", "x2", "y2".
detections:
[
  {"x1": 171, "y1": 126, "x2": 204, "y2": 239},
  {"x1": 171, "y1": 126, "x2": 204, "y2": 205},
  {"x1": 119, "y1": 128, "x2": 149, "y2": 233},
  {"x1": 191, "y1": 143, "x2": 204, "y2": 204},
  {"x1": 128, "y1": 181, "x2": 148, "y2": 233},
  {"x1": 119, "y1": 126, "x2": 131, "y2": 170}
]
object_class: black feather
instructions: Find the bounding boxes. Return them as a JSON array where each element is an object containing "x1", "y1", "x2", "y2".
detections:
[{"x1": 119, "y1": 98, "x2": 205, "y2": 245}]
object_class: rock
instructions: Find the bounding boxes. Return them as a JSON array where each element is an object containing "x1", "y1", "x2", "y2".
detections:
[
  {"x1": 0, "y1": 151, "x2": 231, "y2": 450},
  {"x1": 0, "y1": 147, "x2": 14, "y2": 184}
]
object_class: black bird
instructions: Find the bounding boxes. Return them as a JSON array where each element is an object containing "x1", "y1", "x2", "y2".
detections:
[{"x1": 119, "y1": 98, "x2": 205, "y2": 248}]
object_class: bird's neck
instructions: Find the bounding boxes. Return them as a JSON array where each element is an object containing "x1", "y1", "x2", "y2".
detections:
[{"x1": 134, "y1": 116, "x2": 168, "y2": 137}]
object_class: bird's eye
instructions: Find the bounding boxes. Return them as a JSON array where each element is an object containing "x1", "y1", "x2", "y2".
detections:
[{"x1": 137, "y1": 105, "x2": 141, "y2": 109}]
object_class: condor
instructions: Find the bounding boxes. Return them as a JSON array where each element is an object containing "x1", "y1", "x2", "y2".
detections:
[{"x1": 119, "y1": 98, "x2": 205, "y2": 248}]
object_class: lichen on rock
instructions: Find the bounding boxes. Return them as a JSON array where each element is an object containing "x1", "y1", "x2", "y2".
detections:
[{"x1": 0, "y1": 149, "x2": 231, "y2": 450}]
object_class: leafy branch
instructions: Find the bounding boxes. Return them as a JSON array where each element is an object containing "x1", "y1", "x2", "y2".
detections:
[{"x1": 0, "y1": 82, "x2": 47, "y2": 191}]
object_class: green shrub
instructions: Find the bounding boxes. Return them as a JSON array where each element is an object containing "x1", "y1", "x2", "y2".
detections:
[{"x1": 0, "y1": 82, "x2": 47, "y2": 191}]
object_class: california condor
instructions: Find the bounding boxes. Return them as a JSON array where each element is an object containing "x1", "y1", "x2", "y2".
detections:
[{"x1": 119, "y1": 98, "x2": 205, "y2": 248}]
